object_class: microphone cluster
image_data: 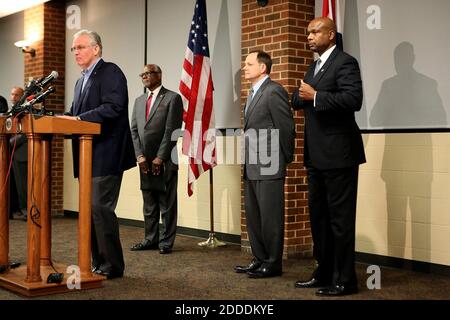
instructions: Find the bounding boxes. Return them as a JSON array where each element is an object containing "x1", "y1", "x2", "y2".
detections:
[
  {"x1": 10, "y1": 70, "x2": 58, "y2": 116},
  {"x1": 22, "y1": 86, "x2": 56, "y2": 108}
]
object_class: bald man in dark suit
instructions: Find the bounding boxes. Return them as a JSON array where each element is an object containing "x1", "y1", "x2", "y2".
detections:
[{"x1": 292, "y1": 17, "x2": 366, "y2": 296}]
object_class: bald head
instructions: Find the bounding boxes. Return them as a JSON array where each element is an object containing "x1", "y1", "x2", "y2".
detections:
[
  {"x1": 307, "y1": 17, "x2": 337, "y2": 55},
  {"x1": 10, "y1": 87, "x2": 24, "y2": 106},
  {"x1": 140, "y1": 64, "x2": 162, "y2": 91},
  {"x1": 311, "y1": 17, "x2": 337, "y2": 33}
]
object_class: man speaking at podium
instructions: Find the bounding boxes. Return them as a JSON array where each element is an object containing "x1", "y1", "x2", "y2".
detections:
[{"x1": 59, "y1": 29, "x2": 135, "y2": 279}]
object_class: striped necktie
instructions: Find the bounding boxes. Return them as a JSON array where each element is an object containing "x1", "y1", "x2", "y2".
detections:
[
  {"x1": 244, "y1": 88, "x2": 254, "y2": 116},
  {"x1": 314, "y1": 59, "x2": 322, "y2": 77}
]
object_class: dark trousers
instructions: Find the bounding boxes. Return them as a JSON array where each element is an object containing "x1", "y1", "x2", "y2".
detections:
[
  {"x1": 91, "y1": 174, "x2": 125, "y2": 273},
  {"x1": 307, "y1": 165, "x2": 359, "y2": 286},
  {"x1": 8, "y1": 170, "x2": 20, "y2": 218},
  {"x1": 142, "y1": 173, "x2": 178, "y2": 249},
  {"x1": 244, "y1": 178, "x2": 285, "y2": 270},
  {"x1": 12, "y1": 160, "x2": 27, "y2": 213},
  {"x1": 13, "y1": 160, "x2": 28, "y2": 214}
]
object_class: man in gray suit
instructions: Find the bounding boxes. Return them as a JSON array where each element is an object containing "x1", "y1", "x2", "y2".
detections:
[
  {"x1": 235, "y1": 51, "x2": 295, "y2": 278},
  {"x1": 130, "y1": 64, "x2": 183, "y2": 254}
]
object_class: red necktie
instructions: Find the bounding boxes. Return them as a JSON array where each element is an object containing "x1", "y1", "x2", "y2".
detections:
[{"x1": 145, "y1": 92, "x2": 154, "y2": 121}]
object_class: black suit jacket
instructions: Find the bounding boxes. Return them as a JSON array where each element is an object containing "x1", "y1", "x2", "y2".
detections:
[
  {"x1": 68, "y1": 59, "x2": 136, "y2": 178},
  {"x1": 292, "y1": 48, "x2": 366, "y2": 169}
]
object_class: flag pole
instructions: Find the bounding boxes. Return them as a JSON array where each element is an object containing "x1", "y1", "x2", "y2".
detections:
[{"x1": 198, "y1": 168, "x2": 226, "y2": 247}]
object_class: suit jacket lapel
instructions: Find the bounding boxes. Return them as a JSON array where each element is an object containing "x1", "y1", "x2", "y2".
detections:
[
  {"x1": 78, "y1": 59, "x2": 104, "y2": 109},
  {"x1": 244, "y1": 78, "x2": 270, "y2": 127},
  {"x1": 72, "y1": 78, "x2": 83, "y2": 115},
  {"x1": 146, "y1": 87, "x2": 166, "y2": 124},
  {"x1": 309, "y1": 49, "x2": 339, "y2": 86},
  {"x1": 136, "y1": 94, "x2": 147, "y2": 132},
  {"x1": 79, "y1": 74, "x2": 94, "y2": 102}
]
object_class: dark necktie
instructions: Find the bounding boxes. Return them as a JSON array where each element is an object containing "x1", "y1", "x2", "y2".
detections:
[{"x1": 146, "y1": 92, "x2": 154, "y2": 121}]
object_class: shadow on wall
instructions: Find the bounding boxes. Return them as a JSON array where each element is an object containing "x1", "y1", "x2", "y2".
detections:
[
  {"x1": 344, "y1": 0, "x2": 368, "y2": 129},
  {"x1": 355, "y1": 234, "x2": 375, "y2": 255},
  {"x1": 206, "y1": 0, "x2": 242, "y2": 234},
  {"x1": 235, "y1": 69, "x2": 242, "y2": 119},
  {"x1": 369, "y1": 42, "x2": 447, "y2": 266},
  {"x1": 369, "y1": 41, "x2": 446, "y2": 129}
]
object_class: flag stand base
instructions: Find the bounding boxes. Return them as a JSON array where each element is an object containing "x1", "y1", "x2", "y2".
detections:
[{"x1": 198, "y1": 233, "x2": 226, "y2": 248}]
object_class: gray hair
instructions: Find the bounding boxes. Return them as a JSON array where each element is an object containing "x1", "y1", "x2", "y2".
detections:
[
  {"x1": 73, "y1": 29, "x2": 103, "y2": 56},
  {"x1": 145, "y1": 64, "x2": 162, "y2": 74}
]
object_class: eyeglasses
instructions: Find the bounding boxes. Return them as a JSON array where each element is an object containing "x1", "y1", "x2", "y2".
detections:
[
  {"x1": 139, "y1": 71, "x2": 160, "y2": 78},
  {"x1": 70, "y1": 45, "x2": 91, "y2": 53}
]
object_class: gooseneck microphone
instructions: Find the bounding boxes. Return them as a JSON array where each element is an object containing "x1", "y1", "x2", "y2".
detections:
[
  {"x1": 21, "y1": 86, "x2": 56, "y2": 108},
  {"x1": 37, "y1": 70, "x2": 59, "y2": 88},
  {"x1": 8, "y1": 70, "x2": 58, "y2": 116}
]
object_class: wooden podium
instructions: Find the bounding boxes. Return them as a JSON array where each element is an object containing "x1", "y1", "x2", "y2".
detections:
[{"x1": 0, "y1": 114, "x2": 105, "y2": 297}]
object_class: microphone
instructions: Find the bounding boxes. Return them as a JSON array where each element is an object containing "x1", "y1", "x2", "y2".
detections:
[
  {"x1": 9, "y1": 71, "x2": 58, "y2": 116},
  {"x1": 37, "y1": 70, "x2": 59, "y2": 88},
  {"x1": 17, "y1": 78, "x2": 40, "y2": 105},
  {"x1": 22, "y1": 86, "x2": 56, "y2": 108}
]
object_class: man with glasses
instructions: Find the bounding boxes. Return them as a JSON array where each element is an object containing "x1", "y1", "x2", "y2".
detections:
[
  {"x1": 130, "y1": 64, "x2": 183, "y2": 254},
  {"x1": 59, "y1": 29, "x2": 136, "y2": 279}
]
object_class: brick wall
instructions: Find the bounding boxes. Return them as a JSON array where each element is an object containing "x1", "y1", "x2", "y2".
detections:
[
  {"x1": 24, "y1": 2, "x2": 65, "y2": 216},
  {"x1": 240, "y1": 0, "x2": 315, "y2": 258}
]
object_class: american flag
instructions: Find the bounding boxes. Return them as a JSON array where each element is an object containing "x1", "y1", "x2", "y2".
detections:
[
  {"x1": 322, "y1": 0, "x2": 344, "y2": 50},
  {"x1": 179, "y1": 0, "x2": 216, "y2": 197}
]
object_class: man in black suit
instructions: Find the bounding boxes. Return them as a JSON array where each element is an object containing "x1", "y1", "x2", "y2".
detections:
[
  {"x1": 9, "y1": 87, "x2": 28, "y2": 221},
  {"x1": 0, "y1": 95, "x2": 7, "y2": 113},
  {"x1": 291, "y1": 17, "x2": 366, "y2": 296},
  {"x1": 59, "y1": 29, "x2": 136, "y2": 279},
  {"x1": 1, "y1": 94, "x2": 20, "y2": 220},
  {"x1": 235, "y1": 51, "x2": 295, "y2": 278},
  {"x1": 130, "y1": 64, "x2": 183, "y2": 254}
]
